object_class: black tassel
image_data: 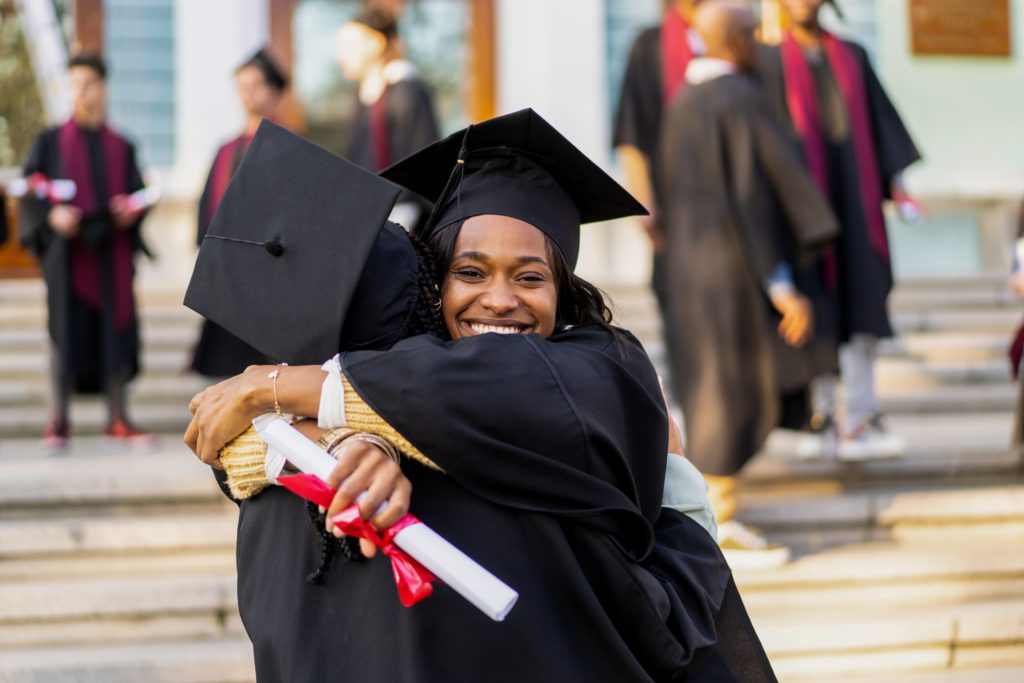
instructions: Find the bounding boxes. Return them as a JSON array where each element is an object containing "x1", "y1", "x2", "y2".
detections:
[{"x1": 421, "y1": 125, "x2": 473, "y2": 233}]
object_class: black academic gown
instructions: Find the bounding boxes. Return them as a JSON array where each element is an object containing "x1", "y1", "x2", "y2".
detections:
[
  {"x1": 1012, "y1": 200, "x2": 1024, "y2": 450},
  {"x1": 613, "y1": 26, "x2": 681, "y2": 370},
  {"x1": 757, "y1": 42, "x2": 921, "y2": 341},
  {"x1": 345, "y1": 77, "x2": 439, "y2": 231},
  {"x1": 232, "y1": 326, "x2": 775, "y2": 682},
  {"x1": 19, "y1": 126, "x2": 147, "y2": 393},
  {"x1": 190, "y1": 136, "x2": 272, "y2": 378},
  {"x1": 658, "y1": 73, "x2": 838, "y2": 478}
]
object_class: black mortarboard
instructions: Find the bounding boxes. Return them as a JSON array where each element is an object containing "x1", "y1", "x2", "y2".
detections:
[
  {"x1": 238, "y1": 47, "x2": 288, "y2": 91},
  {"x1": 380, "y1": 108, "x2": 647, "y2": 268},
  {"x1": 184, "y1": 120, "x2": 405, "y2": 364}
]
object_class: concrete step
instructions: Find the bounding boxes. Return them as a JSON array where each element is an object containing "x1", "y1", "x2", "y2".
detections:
[
  {"x1": 757, "y1": 596, "x2": 1024, "y2": 681},
  {"x1": 0, "y1": 401, "x2": 193, "y2": 438},
  {"x1": 824, "y1": 663, "x2": 1024, "y2": 682},
  {"x1": 0, "y1": 348, "x2": 192, "y2": 379},
  {"x1": 751, "y1": 412, "x2": 1020, "y2": 486},
  {"x1": 736, "y1": 537, "x2": 1024, "y2": 606},
  {"x1": 0, "y1": 302, "x2": 200, "y2": 332},
  {"x1": 0, "y1": 637, "x2": 255, "y2": 682},
  {"x1": 0, "y1": 511, "x2": 237, "y2": 560},
  {"x1": 0, "y1": 324, "x2": 201, "y2": 353},
  {"x1": 0, "y1": 549, "x2": 236, "y2": 582},
  {"x1": 879, "y1": 383, "x2": 1016, "y2": 414},
  {"x1": 0, "y1": 573, "x2": 236, "y2": 630},
  {"x1": 0, "y1": 437, "x2": 223, "y2": 510},
  {"x1": 0, "y1": 374, "x2": 215, "y2": 409},
  {"x1": 738, "y1": 482, "x2": 1024, "y2": 535}
]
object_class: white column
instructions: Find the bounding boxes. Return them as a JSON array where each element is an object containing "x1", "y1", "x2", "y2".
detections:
[
  {"x1": 495, "y1": 0, "x2": 648, "y2": 284},
  {"x1": 171, "y1": 0, "x2": 269, "y2": 198}
]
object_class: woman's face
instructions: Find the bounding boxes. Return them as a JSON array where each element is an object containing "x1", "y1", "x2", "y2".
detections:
[{"x1": 442, "y1": 215, "x2": 559, "y2": 340}]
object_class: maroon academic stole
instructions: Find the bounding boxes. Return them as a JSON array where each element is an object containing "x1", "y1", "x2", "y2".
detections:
[
  {"x1": 207, "y1": 133, "x2": 251, "y2": 226},
  {"x1": 370, "y1": 87, "x2": 391, "y2": 172},
  {"x1": 661, "y1": 9, "x2": 694, "y2": 107},
  {"x1": 58, "y1": 118, "x2": 135, "y2": 329},
  {"x1": 781, "y1": 32, "x2": 889, "y2": 264}
]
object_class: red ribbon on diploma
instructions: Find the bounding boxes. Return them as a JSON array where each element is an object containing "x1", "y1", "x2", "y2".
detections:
[{"x1": 278, "y1": 473, "x2": 437, "y2": 607}]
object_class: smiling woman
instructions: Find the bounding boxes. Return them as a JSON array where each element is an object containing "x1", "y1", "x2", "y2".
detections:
[{"x1": 185, "y1": 109, "x2": 776, "y2": 682}]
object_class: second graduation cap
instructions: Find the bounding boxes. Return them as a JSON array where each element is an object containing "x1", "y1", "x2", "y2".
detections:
[{"x1": 184, "y1": 120, "x2": 402, "y2": 365}]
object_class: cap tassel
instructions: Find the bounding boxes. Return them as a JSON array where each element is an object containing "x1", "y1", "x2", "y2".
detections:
[
  {"x1": 827, "y1": 0, "x2": 845, "y2": 20},
  {"x1": 204, "y1": 234, "x2": 285, "y2": 257},
  {"x1": 421, "y1": 125, "x2": 473, "y2": 233}
]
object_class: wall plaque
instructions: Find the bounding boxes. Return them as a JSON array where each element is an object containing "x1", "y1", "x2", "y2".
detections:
[{"x1": 910, "y1": 0, "x2": 1011, "y2": 57}]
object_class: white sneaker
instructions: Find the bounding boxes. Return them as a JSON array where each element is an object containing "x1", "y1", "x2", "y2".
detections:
[
  {"x1": 837, "y1": 414, "x2": 906, "y2": 462},
  {"x1": 795, "y1": 413, "x2": 839, "y2": 460},
  {"x1": 717, "y1": 521, "x2": 791, "y2": 570}
]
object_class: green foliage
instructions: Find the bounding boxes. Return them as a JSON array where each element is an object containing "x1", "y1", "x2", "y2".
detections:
[{"x1": 0, "y1": 3, "x2": 47, "y2": 167}]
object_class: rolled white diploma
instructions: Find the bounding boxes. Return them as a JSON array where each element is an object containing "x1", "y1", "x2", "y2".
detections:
[{"x1": 252, "y1": 414, "x2": 519, "y2": 621}]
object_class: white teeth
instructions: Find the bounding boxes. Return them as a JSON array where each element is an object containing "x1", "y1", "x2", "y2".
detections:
[{"x1": 468, "y1": 323, "x2": 526, "y2": 335}]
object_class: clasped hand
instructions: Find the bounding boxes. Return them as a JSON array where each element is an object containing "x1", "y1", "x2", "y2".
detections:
[{"x1": 184, "y1": 366, "x2": 412, "y2": 556}]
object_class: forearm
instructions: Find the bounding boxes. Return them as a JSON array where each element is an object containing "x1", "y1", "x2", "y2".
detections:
[
  {"x1": 243, "y1": 363, "x2": 326, "y2": 418},
  {"x1": 616, "y1": 145, "x2": 654, "y2": 210}
]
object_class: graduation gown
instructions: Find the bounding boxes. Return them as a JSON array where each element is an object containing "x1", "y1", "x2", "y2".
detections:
[
  {"x1": 757, "y1": 39, "x2": 921, "y2": 341},
  {"x1": 345, "y1": 75, "x2": 439, "y2": 232},
  {"x1": 232, "y1": 327, "x2": 775, "y2": 682},
  {"x1": 190, "y1": 135, "x2": 272, "y2": 377},
  {"x1": 19, "y1": 123, "x2": 148, "y2": 393},
  {"x1": 658, "y1": 72, "x2": 838, "y2": 477},
  {"x1": 613, "y1": 23, "x2": 693, "y2": 381}
]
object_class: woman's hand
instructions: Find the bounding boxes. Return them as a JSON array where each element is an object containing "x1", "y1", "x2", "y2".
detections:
[
  {"x1": 770, "y1": 290, "x2": 814, "y2": 348},
  {"x1": 1009, "y1": 270, "x2": 1024, "y2": 301},
  {"x1": 184, "y1": 366, "x2": 268, "y2": 468},
  {"x1": 323, "y1": 438, "x2": 412, "y2": 558}
]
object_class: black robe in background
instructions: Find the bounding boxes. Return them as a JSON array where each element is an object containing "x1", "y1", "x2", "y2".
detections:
[
  {"x1": 659, "y1": 73, "x2": 838, "y2": 478},
  {"x1": 190, "y1": 136, "x2": 272, "y2": 378},
  {"x1": 613, "y1": 26, "x2": 682, "y2": 376},
  {"x1": 233, "y1": 327, "x2": 775, "y2": 682},
  {"x1": 757, "y1": 42, "x2": 921, "y2": 341},
  {"x1": 345, "y1": 78, "x2": 439, "y2": 232},
  {"x1": 19, "y1": 126, "x2": 147, "y2": 393}
]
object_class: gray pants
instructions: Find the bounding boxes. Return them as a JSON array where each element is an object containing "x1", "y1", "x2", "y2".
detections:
[{"x1": 812, "y1": 334, "x2": 879, "y2": 429}]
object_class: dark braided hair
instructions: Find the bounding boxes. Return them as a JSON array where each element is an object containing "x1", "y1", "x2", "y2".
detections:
[
  {"x1": 400, "y1": 230, "x2": 445, "y2": 339},
  {"x1": 306, "y1": 229, "x2": 443, "y2": 582},
  {"x1": 304, "y1": 501, "x2": 365, "y2": 584}
]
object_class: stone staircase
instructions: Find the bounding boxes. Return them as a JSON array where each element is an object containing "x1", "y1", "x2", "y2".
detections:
[
  {"x1": 613, "y1": 274, "x2": 1024, "y2": 681},
  {"x1": 0, "y1": 273, "x2": 1022, "y2": 681}
]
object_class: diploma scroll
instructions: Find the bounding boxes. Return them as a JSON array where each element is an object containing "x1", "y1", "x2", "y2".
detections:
[{"x1": 252, "y1": 414, "x2": 519, "y2": 621}]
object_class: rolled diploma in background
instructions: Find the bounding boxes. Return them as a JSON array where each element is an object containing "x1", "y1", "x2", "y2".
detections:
[{"x1": 252, "y1": 414, "x2": 519, "y2": 621}]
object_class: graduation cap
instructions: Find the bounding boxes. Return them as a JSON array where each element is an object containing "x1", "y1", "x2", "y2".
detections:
[
  {"x1": 380, "y1": 108, "x2": 647, "y2": 268},
  {"x1": 184, "y1": 120, "x2": 406, "y2": 365},
  {"x1": 238, "y1": 47, "x2": 288, "y2": 91}
]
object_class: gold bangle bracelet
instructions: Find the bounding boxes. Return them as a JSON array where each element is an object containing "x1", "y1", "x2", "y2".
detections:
[
  {"x1": 329, "y1": 432, "x2": 401, "y2": 465},
  {"x1": 317, "y1": 427, "x2": 356, "y2": 453}
]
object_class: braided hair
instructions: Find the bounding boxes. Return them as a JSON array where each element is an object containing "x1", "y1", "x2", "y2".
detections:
[{"x1": 306, "y1": 228, "x2": 445, "y2": 583}]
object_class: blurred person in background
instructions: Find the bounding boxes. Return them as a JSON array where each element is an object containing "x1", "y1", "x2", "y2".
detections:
[
  {"x1": 337, "y1": 6, "x2": 439, "y2": 232},
  {"x1": 189, "y1": 49, "x2": 286, "y2": 379},
  {"x1": 659, "y1": 0, "x2": 838, "y2": 567},
  {"x1": 19, "y1": 53, "x2": 151, "y2": 449},
  {"x1": 757, "y1": 0, "x2": 921, "y2": 460},
  {"x1": 1008, "y1": 198, "x2": 1024, "y2": 455},
  {"x1": 613, "y1": 0, "x2": 706, "y2": 401}
]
